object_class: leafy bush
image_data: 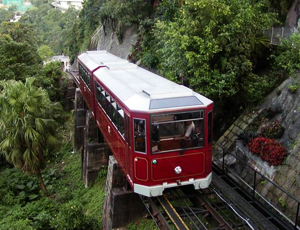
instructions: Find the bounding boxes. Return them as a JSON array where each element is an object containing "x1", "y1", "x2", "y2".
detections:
[
  {"x1": 152, "y1": 0, "x2": 276, "y2": 103},
  {"x1": 100, "y1": 0, "x2": 152, "y2": 27},
  {"x1": 259, "y1": 120, "x2": 285, "y2": 139},
  {"x1": 0, "y1": 168, "x2": 39, "y2": 206},
  {"x1": 0, "y1": 152, "x2": 105, "y2": 230},
  {"x1": 248, "y1": 137, "x2": 287, "y2": 165},
  {"x1": 270, "y1": 33, "x2": 300, "y2": 76},
  {"x1": 0, "y1": 196, "x2": 58, "y2": 229},
  {"x1": 0, "y1": 218, "x2": 34, "y2": 230},
  {"x1": 288, "y1": 84, "x2": 299, "y2": 94},
  {"x1": 50, "y1": 200, "x2": 90, "y2": 230},
  {"x1": 34, "y1": 61, "x2": 65, "y2": 103}
]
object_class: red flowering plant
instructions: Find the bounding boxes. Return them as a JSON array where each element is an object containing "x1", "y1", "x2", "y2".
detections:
[{"x1": 248, "y1": 137, "x2": 287, "y2": 166}]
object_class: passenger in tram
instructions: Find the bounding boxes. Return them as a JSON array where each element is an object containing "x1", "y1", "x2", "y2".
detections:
[
  {"x1": 174, "y1": 120, "x2": 195, "y2": 148},
  {"x1": 184, "y1": 120, "x2": 195, "y2": 139}
]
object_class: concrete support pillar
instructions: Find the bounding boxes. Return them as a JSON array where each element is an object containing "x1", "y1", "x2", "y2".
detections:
[
  {"x1": 82, "y1": 142, "x2": 109, "y2": 187},
  {"x1": 74, "y1": 89, "x2": 86, "y2": 152},
  {"x1": 65, "y1": 79, "x2": 76, "y2": 110},
  {"x1": 84, "y1": 110, "x2": 98, "y2": 141},
  {"x1": 103, "y1": 156, "x2": 147, "y2": 229},
  {"x1": 82, "y1": 110, "x2": 110, "y2": 187}
]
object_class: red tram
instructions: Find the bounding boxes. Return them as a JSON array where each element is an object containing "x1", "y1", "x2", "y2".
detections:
[{"x1": 76, "y1": 51, "x2": 213, "y2": 197}]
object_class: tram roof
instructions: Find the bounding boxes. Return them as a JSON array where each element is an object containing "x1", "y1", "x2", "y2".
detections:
[
  {"x1": 91, "y1": 57, "x2": 213, "y2": 112},
  {"x1": 78, "y1": 51, "x2": 129, "y2": 71}
]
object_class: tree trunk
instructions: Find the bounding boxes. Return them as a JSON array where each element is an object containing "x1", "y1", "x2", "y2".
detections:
[{"x1": 36, "y1": 169, "x2": 48, "y2": 196}]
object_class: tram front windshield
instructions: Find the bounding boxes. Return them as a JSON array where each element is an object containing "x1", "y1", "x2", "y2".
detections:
[{"x1": 151, "y1": 111, "x2": 204, "y2": 153}]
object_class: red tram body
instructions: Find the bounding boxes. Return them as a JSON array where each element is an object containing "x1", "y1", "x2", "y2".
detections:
[{"x1": 76, "y1": 51, "x2": 213, "y2": 197}]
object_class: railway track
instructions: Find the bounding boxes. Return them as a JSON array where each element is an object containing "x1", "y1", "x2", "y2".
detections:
[
  {"x1": 141, "y1": 167, "x2": 295, "y2": 230},
  {"x1": 141, "y1": 184, "x2": 257, "y2": 230},
  {"x1": 68, "y1": 68, "x2": 297, "y2": 229}
]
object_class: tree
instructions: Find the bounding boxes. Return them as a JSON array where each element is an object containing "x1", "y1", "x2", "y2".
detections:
[
  {"x1": 0, "y1": 78, "x2": 63, "y2": 196},
  {"x1": 265, "y1": 0, "x2": 294, "y2": 23},
  {"x1": 8, "y1": 5, "x2": 17, "y2": 12},
  {"x1": 0, "y1": 9, "x2": 14, "y2": 24},
  {"x1": 20, "y1": 5, "x2": 79, "y2": 55},
  {"x1": 35, "y1": 61, "x2": 65, "y2": 102},
  {"x1": 151, "y1": 0, "x2": 276, "y2": 104},
  {"x1": 0, "y1": 22, "x2": 40, "y2": 47},
  {"x1": 0, "y1": 34, "x2": 42, "y2": 81},
  {"x1": 37, "y1": 45, "x2": 55, "y2": 61}
]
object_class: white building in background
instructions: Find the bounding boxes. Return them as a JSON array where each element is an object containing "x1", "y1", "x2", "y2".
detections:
[
  {"x1": 45, "y1": 55, "x2": 70, "y2": 72},
  {"x1": 51, "y1": 0, "x2": 83, "y2": 12},
  {"x1": 10, "y1": 15, "x2": 21, "y2": 22}
]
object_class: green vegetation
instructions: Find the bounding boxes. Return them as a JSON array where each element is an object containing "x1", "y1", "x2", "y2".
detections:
[
  {"x1": 0, "y1": 141, "x2": 106, "y2": 229},
  {"x1": 125, "y1": 219, "x2": 157, "y2": 230},
  {"x1": 150, "y1": 0, "x2": 275, "y2": 102},
  {"x1": 20, "y1": 4, "x2": 79, "y2": 55},
  {"x1": 126, "y1": 0, "x2": 300, "y2": 135},
  {"x1": 271, "y1": 33, "x2": 300, "y2": 75},
  {"x1": 0, "y1": 3, "x2": 108, "y2": 229},
  {"x1": 278, "y1": 197, "x2": 286, "y2": 208},
  {"x1": 66, "y1": 0, "x2": 153, "y2": 62},
  {"x1": 0, "y1": 22, "x2": 41, "y2": 81},
  {"x1": 0, "y1": 0, "x2": 299, "y2": 228},
  {"x1": 0, "y1": 21, "x2": 67, "y2": 103},
  {"x1": 0, "y1": 78, "x2": 63, "y2": 195},
  {"x1": 0, "y1": 8, "x2": 15, "y2": 23},
  {"x1": 37, "y1": 45, "x2": 55, "y2": 61},
  {"x1": 288, "y1": 84, "x2": 299, "y2": 94}
]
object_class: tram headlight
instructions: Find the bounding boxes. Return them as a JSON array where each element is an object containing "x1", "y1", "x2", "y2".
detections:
[{"x1": 174, "y1": 166, "x2": 182, "y2": 174}]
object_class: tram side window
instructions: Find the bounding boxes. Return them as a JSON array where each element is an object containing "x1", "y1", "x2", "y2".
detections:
[
  {"x1": 100, "y1": 92, "x2": 107, "y2": 110},
  {"x1": 134, "y1": 119, "x2": 146, "y2": 153},
  {"x1": 95, "y1": 82, "x2": 125, "y2": 137},
  {"x1": 117, "y1": 108, "x2": 124, "y2": 136},
  {"x1": 79, "y1": 64, "x2": 84, "y2": 77},
  {"x1": 79, "y1": 63, "x2": 90, "y2": 89},
  {"x1": 95, "y1": 83, "x2": 106, "y2": 109}
]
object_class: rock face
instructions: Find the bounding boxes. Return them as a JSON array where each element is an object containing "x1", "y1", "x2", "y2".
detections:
[
  {"x1": 217, "y1": 75, "x2": 300, "y2": 153},
  {"x1": 92, "y1": 19, "x2": 138, "y2": 59},
  {"x1": 215, "y1": 74, "x2": 300, "y2": 222}
]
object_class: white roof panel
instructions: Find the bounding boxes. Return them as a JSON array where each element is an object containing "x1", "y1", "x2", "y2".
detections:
[
  {"x1": 78, "y1": 51, "x2": 129, "y2": 71},
  {"x1": 83, "y1": 50, "x2": 213, "y2": 112}
]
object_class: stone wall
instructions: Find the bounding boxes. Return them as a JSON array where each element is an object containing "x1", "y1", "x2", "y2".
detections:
[
  {"x1": 215, "y1": 74, "x2": 300, "y2": 222},
  {"x1": 91, "y1": 19, "x2": 138, "y2": 59}
]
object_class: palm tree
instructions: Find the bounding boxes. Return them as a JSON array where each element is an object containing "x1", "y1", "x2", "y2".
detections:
[{"x1": 0, "y1": 78, "x2": 62, "y2": 196}]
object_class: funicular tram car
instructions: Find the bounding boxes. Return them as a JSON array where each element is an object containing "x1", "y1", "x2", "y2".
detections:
[{"x1": 77, "y1": 51, "x2": 213, "y2": 197}]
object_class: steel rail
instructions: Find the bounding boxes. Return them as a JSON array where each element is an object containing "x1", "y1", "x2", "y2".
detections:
[
  {"x1": 145, "y1": 186, "x2": 258, "y2": 230},
  {"x1": 171, "y1": 188, "x2": 207, "y2": 230},
  {"x1": 139, "y1": 195, "x2": 161, "y2": 229},
  {"x1": 213, "y1": 141, "x2": 299, "y2": 229},
  {"x1": 191, "y1": 189, "x2": 233, "y2": 230},
  {"x1": 157, "y1": 194, "x2": 190, "y2": 230}
]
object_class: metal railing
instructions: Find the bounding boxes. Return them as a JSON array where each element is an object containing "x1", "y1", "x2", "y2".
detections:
[
  {"x1": 263, "y1": 27, "x2": 298, "y2": 45},
  {"x1": 213, "y1": 141, "x2": 300, "y2": 230}
]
